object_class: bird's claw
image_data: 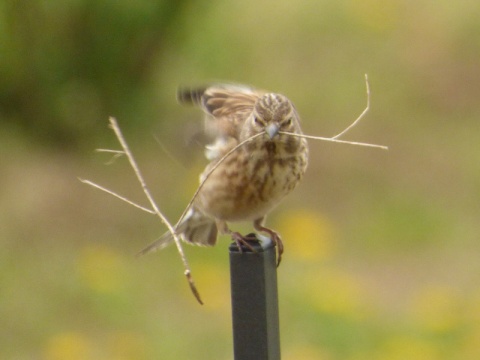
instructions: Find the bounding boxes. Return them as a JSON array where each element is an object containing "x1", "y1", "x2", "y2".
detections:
[{"x1": 231, "y1": 232, "x2": 258, "y2": 253}]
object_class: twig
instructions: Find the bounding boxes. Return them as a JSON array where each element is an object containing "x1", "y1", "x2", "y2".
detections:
[
  {"x1": 107, "y1": 117, "x2": 203, "y2": 304},
  {"x1": 283, "y1": 74, "x2": 388, "y2": 150},
  {"x1": 281, "y1": 132, "x2": 388, "y2": 150},
  {"x1": 96, "y1": 149, "x2": 125, "y2": 154},
  {"x1": 332, "y1": 74, "x2": 371, "y2": 139},
  {"x1": 174, "y1": 133, "x2": 264, "y2": 228},
  {"x1": 152, "y1": 134, "x2": 187, "y2": 171},
  {"x1": 79, "y1": 178, "x2": 156, "y2": 214},
  {"x1": 82, "y1": 117, "x2": 203, "y2": 304},
  {"x1": 95, "y1": 149, "x2": 125, "y2": 165}
]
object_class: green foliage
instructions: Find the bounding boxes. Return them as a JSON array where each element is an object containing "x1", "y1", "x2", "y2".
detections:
[{"x1": 0, "y1": 0, "x2": 196, "y2": 149}]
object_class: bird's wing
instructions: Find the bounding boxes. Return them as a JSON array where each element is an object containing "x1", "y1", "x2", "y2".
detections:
[{"x1": 177, "y1": 84, "x2": 265, "y2": 139}]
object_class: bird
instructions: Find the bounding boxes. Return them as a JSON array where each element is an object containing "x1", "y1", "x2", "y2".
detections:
[{"x1": 139, "y1": 83, "x2": 308, "y2": 265}]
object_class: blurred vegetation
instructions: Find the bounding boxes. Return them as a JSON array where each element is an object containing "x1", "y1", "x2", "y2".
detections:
[{"x1": 1, "y1": 0, "x2": 480, "y2": 359}]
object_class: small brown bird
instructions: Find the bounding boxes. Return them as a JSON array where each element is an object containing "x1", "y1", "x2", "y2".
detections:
[{"x1": 139, "y1": 83, "x2": 308, "y2": 264}]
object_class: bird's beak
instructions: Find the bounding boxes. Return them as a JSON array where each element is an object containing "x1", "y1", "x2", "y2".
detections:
[{"x1": 265, "y1": 123, "x2": 280, "y2": 139}]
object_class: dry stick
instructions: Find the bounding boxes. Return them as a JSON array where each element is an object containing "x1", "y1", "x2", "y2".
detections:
[
  {"x1": 152, "y1": 134, "x2": 187, "y2": 171},
  {"x1": 173, "y1": 133, "x2": 265, "y2": 230},
  {"x1": 108, "y1": 117, "x2": 203, "y2": 305},
  {"x1": 283, "y1": 74, "x2": 388, "y2": 150},
  {"x1": 81, "y1": 122, "x2": 203, "y2": 303},
  {"x1": 95, "y1": 149, "x2": 125, "y2": 165},
  {"x1": 96, "y1": 149, "x2": 125, "y2": 155},
  {"x1": 80, "y1": 148, "x2": 154, "y2": 214},
  {"x1": 282, "y1": 133, "x2": 388, "y2": 150},
  {"x1": 332, "y1": 74, "x2": 371, "y2": 139},
  {"x1": 79, "y1": 179, "x2": 156, "y2": 214}
]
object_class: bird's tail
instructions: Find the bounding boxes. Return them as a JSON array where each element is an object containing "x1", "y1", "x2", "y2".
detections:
[
  {"x1": 136, "y1": 230, "x2": 175, "y2": 257},
  {"x1": 136, "y1": 208, "x2": 218, "y2": 256}
]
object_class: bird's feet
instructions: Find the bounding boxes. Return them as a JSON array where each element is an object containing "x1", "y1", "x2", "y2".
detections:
[
  {"x1": 230, "y1": 232, "x2": 258, "y2": 253},
  {"x1": 253, "y1": 220, "x2": 284, "y2": 267}
]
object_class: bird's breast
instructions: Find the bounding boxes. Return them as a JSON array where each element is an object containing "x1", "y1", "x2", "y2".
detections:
[{"x1": 195, "y1": 140, "x2": 307, "y2": 222}]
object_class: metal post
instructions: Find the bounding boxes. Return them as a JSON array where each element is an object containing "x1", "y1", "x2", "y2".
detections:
[{"x1": 229, "y1": 235, "x2": 281, "y2": 360}]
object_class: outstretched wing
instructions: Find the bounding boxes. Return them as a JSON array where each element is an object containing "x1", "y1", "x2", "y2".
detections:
[{"x1": 177, "y1": 84, "x2": 264, "y2": 139}]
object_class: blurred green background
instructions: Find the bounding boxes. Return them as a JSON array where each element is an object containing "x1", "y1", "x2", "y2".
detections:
[{"x1": 2, "y1": 0, "x2": 480, "y2": 359}]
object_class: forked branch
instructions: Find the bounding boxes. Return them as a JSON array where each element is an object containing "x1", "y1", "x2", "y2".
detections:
[{"x1": 82, "y1": 117, "x2": 203, "y2": 305}]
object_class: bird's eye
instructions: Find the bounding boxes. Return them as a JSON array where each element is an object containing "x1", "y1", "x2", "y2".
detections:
[
  {"x1": 253, "y1": 117, "x2": 263, "y2": 126},
  {"x1": 283, "y1": 118, "x2": 292, "y2": 127}
]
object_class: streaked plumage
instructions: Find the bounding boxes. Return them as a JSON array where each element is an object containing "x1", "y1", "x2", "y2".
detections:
[{"x1": 139, "y1": 83, "x2": 308, "y2": 264}]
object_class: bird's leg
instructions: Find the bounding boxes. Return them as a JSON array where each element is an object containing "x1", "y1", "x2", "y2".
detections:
[
  {"x1": 253, "y1": 217, "x2": 283, "y2": 266},
  {"x1": 215, "y1": 220, "x2": 257, "y2": 253}
]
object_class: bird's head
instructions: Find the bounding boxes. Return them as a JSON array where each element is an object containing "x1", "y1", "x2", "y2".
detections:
[{"x1": 246, "y1": 93, "x2": 299, "y2": 141}]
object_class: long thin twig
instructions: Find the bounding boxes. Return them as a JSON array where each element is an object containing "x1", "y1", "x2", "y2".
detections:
[
  {"x1": 332, "y1": 74, "x2": 371, "y2": 139},
  {"x1": 96, "y1": 149, "x2": 125, "y2": 154},
  {"x1": 283, "y1": 74, "x2": 387, "y2": 150},
  {"x1": 152, "y1": 134, "x2": 187, "y2": 170},
  {"x1": 82, "y1": 117, "x2": 203, "y2": 304},
  {"x1": 174, "y1": 133, "x2": 264, "y2": 228},
  {"x1": 281, "y1": 132, "x2": 388, "y2": 150},
  {"x1": 95, "y1": 148, "x2": 125, "y2": 165},
  {"x1": 108, "y1": 117, "x2": 203, "y2": 304},
  {"x1": 79, "y1": 178, "x2": 156, "y2": 214}
]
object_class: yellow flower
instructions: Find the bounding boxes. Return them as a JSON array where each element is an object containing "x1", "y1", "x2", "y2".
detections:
[
  {"x1": 376, "y1": 336, "x2": 440, "y2": 360},
  {"x1": 107, "y1": 331, "x2": 147, "y2": 360},
  {"x1": 275, "y1": 209, "x2": 336, "y2": 262},
  {"x1": 409, "y1": 285, "x2": 460, "y2": 334},
  {"x1": 77, "y1": 244, "x2": 128, "y2": 294},
  {"x1": 284, "y1": 344, "x2": 331, "y2": 360},
  {"x1": 303, "y1": 269, "x2": 369, "y2": 319},
  {"x1": 191, "y1": 261, "x2": 230, "y2": 312},
  {"x1": 347, "y1": 0, "x2": 401, "y2": 32},
  {"x1": 44, "y1": 332, "x2": 93, "y2": 360}
]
